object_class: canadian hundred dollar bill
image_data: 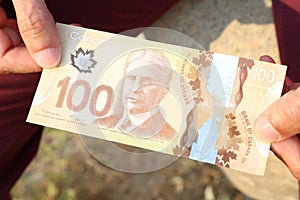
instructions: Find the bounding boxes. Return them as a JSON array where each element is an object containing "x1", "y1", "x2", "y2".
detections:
[{"x1": 27, "y1": 23, "x2": 287, "y2": 175}]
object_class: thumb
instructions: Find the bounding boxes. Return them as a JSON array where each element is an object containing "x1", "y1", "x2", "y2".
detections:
[
  {"x1": 255, "y1": 55, "x2": 300, "y2": 143},
  {"x1": 12, "y1": 0, "x2": 61, "y2": 68},
  {"x1": 255, "y1": 83, "x2": 300, "y2": 143}
]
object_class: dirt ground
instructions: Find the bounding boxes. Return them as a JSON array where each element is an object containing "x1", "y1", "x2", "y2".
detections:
[
  {"x1": 12, "y1": 129, "x2": 247, "y2": 200},
  {"x1": 12, "y1": 0, "x2": 297, "y2": 199}
]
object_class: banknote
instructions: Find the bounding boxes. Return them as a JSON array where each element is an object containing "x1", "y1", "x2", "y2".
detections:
[{"x1": 27, "y1": 23, "x2": 287, "y2": 175}]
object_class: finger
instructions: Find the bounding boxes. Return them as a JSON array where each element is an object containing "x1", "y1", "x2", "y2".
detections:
[
  {"x1": 0, "y1": 7, "x2": 7, "y2": 27},
  {"x1": 6, "y1": 19, "x2": 19, "y2": 33},
  {"x1": 255, "y1": 87, "x2": 300, "y2": 142},
  {"x1": 284, "y1": 75, "x2": 300, "y2": 93},
  {"x1": 271, "y1": 136, "x2": 300, "y2": 179},
  {"x1": 3, "y1": 27, "x2": 21, "y2": 47},
  {"x1": 70, "y1": 23, "x2": 83, "y2": 27},
  {"x1": 259, "y1": 55, "x2": 276, "y2": 63},
  {"x1": 282, "y1": 74, "x2": 300, "y2": 95},
  {"x1": 0, "y1": 46, "x2": 42, "y2": 73},
  {"x1": 0, "y1": 29, "x2": 40, "y2": 73},
  {"x1": 12, "y1": 0, "x2": 61, "y2": 68}
]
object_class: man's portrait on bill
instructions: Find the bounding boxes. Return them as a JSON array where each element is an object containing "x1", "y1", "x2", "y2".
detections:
[{"x1": 95, "y1": 49, "x2": 177, "y2": 141}]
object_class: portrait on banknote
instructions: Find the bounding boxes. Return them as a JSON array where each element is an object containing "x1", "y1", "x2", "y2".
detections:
[{"x1": 95, "y1": 49, "x2": 177, "y2": 142}]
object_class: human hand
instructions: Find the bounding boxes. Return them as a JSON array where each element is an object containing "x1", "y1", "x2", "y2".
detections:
[
  {"x1": 0, "y1": 0, "x2": 61, "y2": 73},
  {"x1": 255, "y1": 55, "x2": 300, "y2": 179}
]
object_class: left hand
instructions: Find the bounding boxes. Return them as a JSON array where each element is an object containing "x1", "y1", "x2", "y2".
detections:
[{"x1": 0, "y1": 0, "x2": 61, "y2": 73}]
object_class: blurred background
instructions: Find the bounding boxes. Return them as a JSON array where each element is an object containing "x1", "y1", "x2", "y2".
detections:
[{"x1": 12, "y1": 0, "x2": 298, "y2": 199}]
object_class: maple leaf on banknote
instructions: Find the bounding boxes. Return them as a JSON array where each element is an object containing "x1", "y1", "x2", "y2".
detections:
[
  {"x1": 215, "y1": 156, "x2": 223, "y2": 166},
  {"x1": 192, "y1": 87, "x2": 203, "y2": 103},
  {"x1": 220, "y1": 150, "x2": 237, "y2": 163},
  {"x1": 225, "y1": 113, "x2": 236, "y2": 128},
  {"x1": 225, "y1": 113, "x2": 235, "y2": 120},
  {"x1": 186, "y1": 64, "x2": 198, "y2": 80},
  {"x1": 216, "y1": 146, "x2": 238, "y2": 167},
  {"x1": 189, "y1": 77, "x2": 201, "y2": 91},
  {"x1": 192, "y1": 51, "x2": 213, "y2": 68},
  {"x1": 217, "y1": 148, "x2": 227, "y2": 157},
  {"x1": 226, "y1": 136, "x2": 242, "y2": 151},
  {"x1": 71, "y1": 47, "x2": 97, "y2": 73},
  {"x1": 228, "y1": 125, "x2": 241, "y2": 138}
]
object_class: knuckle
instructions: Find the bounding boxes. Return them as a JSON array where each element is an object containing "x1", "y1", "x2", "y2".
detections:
[{"x1": 19, "y1": 9, "x2": 53, "y2": 39}]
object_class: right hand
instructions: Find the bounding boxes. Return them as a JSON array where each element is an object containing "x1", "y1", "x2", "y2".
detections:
[
  {"x1": 0, "y1": 0, "x2": 61, "y2": 73},
  {"x1": 255, "y1": 55, "x2": 300, "y2": 179}
]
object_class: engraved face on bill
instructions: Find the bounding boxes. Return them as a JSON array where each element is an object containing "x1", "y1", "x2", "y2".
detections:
[
  {"x1": 27, "y1": 23, "x2": 287, "y2": 175},
  {"x1": 95, "y1": 50, "x2": 177, "y2": 141}
]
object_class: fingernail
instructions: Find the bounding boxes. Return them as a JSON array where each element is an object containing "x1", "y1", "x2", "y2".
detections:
[
  {"x1": 255, "y1": 116, "x2": 280, "y2": 143},
  {"x1": 33, "y1": 48, "x2": 61, "y2": 68}
]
